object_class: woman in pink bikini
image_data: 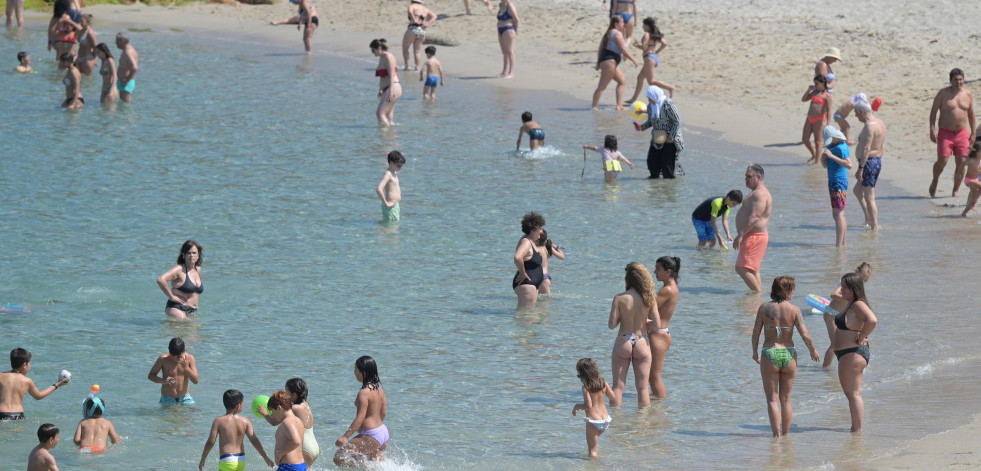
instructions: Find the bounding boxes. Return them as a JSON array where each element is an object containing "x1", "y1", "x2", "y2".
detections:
[
  {"x1": 801, "y1": 74, "x2": 832, "y2": 164},
  {"x1": 370, "y1": 39, "x2": 401, "y2": 126}
]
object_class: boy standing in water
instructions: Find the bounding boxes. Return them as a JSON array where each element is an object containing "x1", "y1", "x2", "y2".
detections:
[
  {"x1": 27, "y1": 423, "x2": 61, "y2": 471},
  {"x1": 516, "y1": 111, "x2": 546, "y2": 151},
  {"x1": 74, "y1": 396, "x2": 122, "y2": 452},
  {"x1": 420, "y1": 46, "x2": 444, "y2": 100},
  {"x1": 691, "y1": 190, "x2": 743, "y2": 249},
  {"x1": 0, "y1": 348, "x2": 70, "y2": 420},
  {"x1": 377, "y1": 150, "x2": 405, "y2": 224},
  {"x1": 267, "y1": 390, "x2": 306, "y2": 471},
  {"x1": 199, "y1": 389, "x2": 275, "y2": 471},
  {"x1": 147, "y1": 337, "x2": 199, "y2": 406}
]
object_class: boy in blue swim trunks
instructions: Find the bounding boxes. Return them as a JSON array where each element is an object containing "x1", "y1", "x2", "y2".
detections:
[
  {"x1": 377, "y1": 150, "x2": 404, "y2": 224},
  {"x1": 148, "y1": 337, "x2": 199, "y2": 406},
  {"x1": 516, "y1": 111, "x2": 546, "y2": 151},
  {"x1": 691, "y1": 190, "x2": 742, "y2": 248},
  {"x1": 419, "y1": 46, "x2": 443, "y2": 100}
]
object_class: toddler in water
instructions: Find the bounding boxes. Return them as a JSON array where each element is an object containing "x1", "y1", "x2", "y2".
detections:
[
  {"x1": 583, "y1": 134, "x2": 634, "y2": 183},
  {"x1": 571, "y1": 358, "x2": 615, "y2": 458},
  {"x1": 73, "y1": 395, "x2": 121, "y2": 453},
  {"x1": 419, "y1": 46, "x2": 444, "y2": 100},
  {"x1": 516, "y1": 111, "x2": 546, "y2": 152},
  {"x1": 14, "y1": 52, "x2": 33, "y2": 73}
]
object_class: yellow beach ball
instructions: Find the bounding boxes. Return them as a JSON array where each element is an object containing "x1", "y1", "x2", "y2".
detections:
[{"x1": 629, "y1": 100, "x2": 647, "y2": 120}]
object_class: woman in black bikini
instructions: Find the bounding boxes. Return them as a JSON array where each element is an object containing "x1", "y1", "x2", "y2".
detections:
[
  {"x1": 156, "y1": 240, "x2": 204, "y2": 321},
  {"x1": 512, "y1": 212, "x2": 544, "y2": 309},
  {"x1": 832, "y1": 272, "x2": 877, "y2": 432},
  {"x1": 370, "y1": 39, "x2": 401, "y2": 126}
]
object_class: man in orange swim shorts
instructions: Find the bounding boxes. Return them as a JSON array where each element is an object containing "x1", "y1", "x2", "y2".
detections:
[{"x1": 733, "y1": 164, "x2": 772, "y2": 293}]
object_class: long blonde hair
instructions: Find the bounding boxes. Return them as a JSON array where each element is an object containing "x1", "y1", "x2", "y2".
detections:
[{"x1": 624, "y1": 262, "x2": 656, "y2": 307}]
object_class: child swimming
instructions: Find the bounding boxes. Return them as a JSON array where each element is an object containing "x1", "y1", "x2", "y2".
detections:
[{"x1": 73, "y1": 395, "x2": 121, "y2": 453}]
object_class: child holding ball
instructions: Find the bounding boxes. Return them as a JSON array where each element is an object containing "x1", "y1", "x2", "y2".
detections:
[{"x1": 571, "y1": 358, "x2": 615, "y2": 458}]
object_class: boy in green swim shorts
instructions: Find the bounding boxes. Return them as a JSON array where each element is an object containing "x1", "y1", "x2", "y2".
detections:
[
  {"x1": 199, "y1": 389, "x2": 275, "y2": 471},
  {"x1": 376, "y1": 150, "x2": 404, "y2": 224}
]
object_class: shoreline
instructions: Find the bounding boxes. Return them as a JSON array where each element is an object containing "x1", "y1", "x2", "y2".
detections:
[{"x1": 15, "y1": 1, "x2": 981, "y2": 467}]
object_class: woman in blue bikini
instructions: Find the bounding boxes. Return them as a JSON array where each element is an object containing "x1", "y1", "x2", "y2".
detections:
[
  {"x1": 626, "y1": 17, "x2": 674, "y2": 104},
  {"x1": 610, "y1": 0, "x2": 636, "y2": 40},
  {"x1": 156, "y1": 240, "x2": 204, "y2": 320},
  {"x1": 751, "y1": 276, "x2": 819, "y2": 437},
  {"x1": 495, "y1": 0, "x2": 519, "y2": 78}
]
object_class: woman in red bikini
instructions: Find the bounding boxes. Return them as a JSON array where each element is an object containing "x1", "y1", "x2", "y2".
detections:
[
  {"x1": 371, "y1": 39, "x2": 401, "y2": 126},
  {"x1": 801, "y1": 74, "x2": 832, "y2": 164}
]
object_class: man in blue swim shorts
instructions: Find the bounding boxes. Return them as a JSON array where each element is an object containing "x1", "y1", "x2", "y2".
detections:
[
  {"x1": 115, "y1": 32, "x2": 138, "y2": 103},
  {"x1": 853, "y1": 100, "x2": 886, "y2": 231},
  {"x1": 148, "y1": 337, "x2": 199, "y2": 407}
]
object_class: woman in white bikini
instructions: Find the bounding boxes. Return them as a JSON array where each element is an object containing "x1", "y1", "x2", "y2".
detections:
[
  {"x1": 609, "y1": 262, "x2": 660, "y2": 407},
  {"x1": 648, "y1": 256, "x2": 679, "y2": 399}
]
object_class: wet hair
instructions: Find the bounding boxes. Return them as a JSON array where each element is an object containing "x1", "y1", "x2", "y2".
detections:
[
  {"x1": 17, "y1": 51, "x2": 28, "y2": 62},
  {"x1": 840, "y1": 272, "x2": 869, "y2": 306},
  {"x1": 520, "y1": 211, "x2": 545, "y2": 235},
  {"x1": 387, "y1": 150, "x2": 405, "y2": 165},
  {"x1": 624, "y1": 262, "x2": 656, "y2": 307},
  {"x1": 96, "y1": 43, "x2": 113, "y2": 60},
  {"x1": 599, "y1": 16, "x2": 623, "y2": 54},
  {"x1": 285, "y1": 378, "x2": 308, "y2": 404},
  {"x1": 726, "y1": 189, "x2": 744, "y2": 204},
  {"x1": 168, "y1": 337, "x2": 185, "y2": 356},
  {"x1": 60, "y1": 52, "x2": 74, "y2": 62},
  {"x1": 576, "y1": 358, "x2": 606, "y2": 393},
  {"x1": 424, "y1": 46, "x2": 436, "y2": 56},
  {"x1": 356, "y1": 355, "x2": 381, "y2": 390},
  {"x1": 83, "y1": 397, "x2": 105, "y2": 418},
  {"x1": 747, "y1": 163, "x2": 764, "y2": 179},
  {"x1": 369, "y1": 38, "x2": 388, "y2": 52},
  {"x1": 813, "y1": 74, "x2": 827, "y2": 86},
  {"x1": 267, "y1": 390, "x2": 292, "y2": 412},
  {"x1": 950, "y1": 68, "x2": 965, "y2": 81},
  {"x1": 769, "y1": 276, "x2": 795, "y2": 302},
  {"x1": 538, "y1": 229, "x2": 554, "y2": 257},
  {"x1": 10, "y1": 348, "x2": 31, "y2": 370},
  {"x1": 855, "y1": 262, "x2": 872, "y2": 278},
  {"x1": 642, "y1": 17, "x2": 662, "y2": 41},
  {"x1": 52, "y1": 0, "x2": 70, "y2": 19},
  {"x1": 177, "y1": 240, "x2": 203, "y2": 267},
  {"x1": 223, "y1": 389, "x2": 244, "y2": 410},
  {"x1": 521, "y1": 111, "x2": 533, "y2": 123},
  {"x1": 37, "y1": 424, "x2": 59, "y2": 443},
  {"x1": 604, "y1": 134, "x2": 618, "y2": 152},
  {"x1": 655, "y1": 256, "x2": 681, "y2": 280}
]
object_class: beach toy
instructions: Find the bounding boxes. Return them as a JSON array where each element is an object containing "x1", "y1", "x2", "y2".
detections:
[
  {"x1": 2, "y1": 304, "x2": 25, "y2": 310},
  {"x1": 871, "y1": 97, "x2": 882, "y2": 112},
  {"x1": 629, "y1": 100, "x2": 647, "y2": 119},
  {"x1": 805, "y1": 294, "x2": 830, "y2": 312},
  {"x1": 252, "y1": 395, "x2": 270, "y2": 418},
  {"x1": 58, "y1": 370, "x2": 72, "y2": 383}
]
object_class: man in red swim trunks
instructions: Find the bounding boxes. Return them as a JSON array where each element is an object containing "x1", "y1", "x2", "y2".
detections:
[
  {"x1": 733, "y1": 164, "x2": 771, "y2": 294},
  {"x1": 929, "y1": 67, "x2": 976, "y2": 198}
]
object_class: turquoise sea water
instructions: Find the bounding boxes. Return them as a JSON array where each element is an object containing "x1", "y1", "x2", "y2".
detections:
[{"x1": 2, "y1": 22, "x2": 981, "y2": 470}]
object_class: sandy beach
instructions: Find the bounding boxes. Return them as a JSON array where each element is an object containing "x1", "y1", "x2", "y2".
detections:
[{"x1": 14, "y1": 0, "x2": 981, "y2": 467}]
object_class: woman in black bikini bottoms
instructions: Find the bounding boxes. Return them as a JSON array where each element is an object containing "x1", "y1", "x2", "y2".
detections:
[
  {"x1": 512, "y1": 211, "x2": 544, "y2": 309},
  {"x1": 156, "y1": 240, "x2": 204, "y2": 321},
  {"x1": 832, "y1": 272, "x2": 877, "y2": 432}
]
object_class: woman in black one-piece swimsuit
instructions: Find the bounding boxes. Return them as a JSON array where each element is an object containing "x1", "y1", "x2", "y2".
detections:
[{"x1": 512, "y1": 212, "x2": 545, "y2": 309}]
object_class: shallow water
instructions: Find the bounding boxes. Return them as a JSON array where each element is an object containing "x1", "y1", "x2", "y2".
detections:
[{"x1": 1, "y1": 23, "x2": 980, "y2": 471}]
